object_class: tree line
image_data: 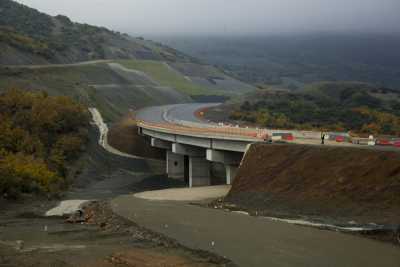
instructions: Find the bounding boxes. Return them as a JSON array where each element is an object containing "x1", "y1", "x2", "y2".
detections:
[{"x1": 0, "y1": 89, "x2": 90, "y2": 198}]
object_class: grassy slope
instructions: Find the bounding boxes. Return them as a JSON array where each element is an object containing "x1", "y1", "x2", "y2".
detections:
[
  {"x1": 117, "y1": 59, "x2": 227, "y2": 96},
  {"x1": 0, "y1": 58, "x2": 251, "y2": 123},
  {"x1": 0, "y1": 63, "x2": 189, "y2": 122},
  {"x1": 0, "y1": 58, "x2": 243, "y2": 122}
]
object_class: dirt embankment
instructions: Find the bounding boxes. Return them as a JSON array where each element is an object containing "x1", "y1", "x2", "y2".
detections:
[
  {"x1": 108, "y1": 113, "x2": 165, "y2": 160},
  {"x1": 226, "y1": 143, "x2": 400, "y2": 225}
]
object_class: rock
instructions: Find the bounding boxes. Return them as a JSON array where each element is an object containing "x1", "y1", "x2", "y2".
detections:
[
  {"x1": 15, "y1": 240, "x2": 24, "y2": 250},
  {"x1": 65, "y1": 209, "x2": 85, "y2": 224}
]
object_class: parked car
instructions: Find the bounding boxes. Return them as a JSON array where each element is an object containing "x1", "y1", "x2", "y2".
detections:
[
  {"x1": 376, "y1": 139, "x2": 392, "y2": 146},
  {"x1": 271, "y1": 132, "x2": 294, "y2": 142},
  {"x1": 335, "y1": 136, "x2": 345, "y2": 142}
]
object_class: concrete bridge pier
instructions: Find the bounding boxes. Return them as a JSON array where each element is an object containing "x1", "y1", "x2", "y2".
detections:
[
  {"x1": 172, "y1": 143, "x2": 210, "y2": 187},
  {"x1": 166, "y1": 151, "x2": 185, "y2": 179},
  {"x1": 206, "y1": 149, "x2": 243, "y2": 185},
  {"x1": 189, "y1": 157, "x2": 211, "y2": 187},
  {"x1": 151, "y1": 138, "x2": 185, "y2": 180},
  {"x1": 225, "y1": 165, "x2": 238, "y2": 185},
  {"x1": 150, "y1": 136, "x2": 243, "y2": 187}
]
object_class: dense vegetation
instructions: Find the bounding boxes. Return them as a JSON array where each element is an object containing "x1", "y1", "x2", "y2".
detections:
[
  {"x1": 0, "y1": 89, "x2": 90, "y2": 198},
  {"x1": 228, "y1": 82, "x2": 400, "y2": 135},
  {"x1": 0, "y1": 0, "x2": 193, "y2": 64}
]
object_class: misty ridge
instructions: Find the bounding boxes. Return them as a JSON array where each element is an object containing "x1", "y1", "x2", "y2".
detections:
[
  {"x1": 13, "y1": 0, "x2": 400, "y2": 89},
  {"x1": 16, "y1": 0, "x2": 400, "y2": 36},
  {"x1": 157, "y1": 33, "x2": 400, "y2": 89}
]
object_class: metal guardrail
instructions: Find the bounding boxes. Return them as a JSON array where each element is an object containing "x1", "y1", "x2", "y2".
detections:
[
  {"x1": 137, "y1": 120, "x2": 269, "y2": 141},
  {"x1": 138, "y1": 119, "x2": 400, "y2": 150}
]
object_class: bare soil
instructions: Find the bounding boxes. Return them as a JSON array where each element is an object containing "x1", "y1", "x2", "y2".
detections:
[
  {"x1": 225, "y1": 143, "x2": 400, "y2": 226},
  {"x1": 108, "y1": 113, "x2": 165, "y2": 160}
]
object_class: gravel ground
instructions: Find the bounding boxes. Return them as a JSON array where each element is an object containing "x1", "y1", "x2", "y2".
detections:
[{"x1": 134, "y1": 185, "x2": 231, "y2": 202}]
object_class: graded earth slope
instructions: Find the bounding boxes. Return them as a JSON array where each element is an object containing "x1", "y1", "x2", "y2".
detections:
[{"x1": 226, "y1": 143, "x2": 400, "y2": 225}]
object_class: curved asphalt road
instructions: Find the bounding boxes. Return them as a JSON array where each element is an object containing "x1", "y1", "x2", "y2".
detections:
[{"x1": 135, "y1": 103, "x2": 219, "y2": 124}]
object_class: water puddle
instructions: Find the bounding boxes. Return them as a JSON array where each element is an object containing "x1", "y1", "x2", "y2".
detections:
[
  {"x1": 261, "y1": 216, "x2": 383, "y2": 232},
  {"x1": 229, "y1": 210, "x2": 385, "y2": 232}
]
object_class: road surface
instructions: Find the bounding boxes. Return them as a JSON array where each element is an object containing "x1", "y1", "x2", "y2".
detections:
[
  {"x1": 135, "y1": 103, "x2": 219, "y2": 124},
  {"x1": 112, "y1": 195, "x2": 400, "y2": 267},
  {"x1": 136, "y1": 103, "x2": 400, "y2": 152},
  {"x1": 2, "y1": 60, "x2": 112, "y2": 69}
]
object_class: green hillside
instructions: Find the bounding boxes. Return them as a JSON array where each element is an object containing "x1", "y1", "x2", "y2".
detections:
[
  {"x1": 118, "y1": 60, "x2": 222, "y2": 96},
  {"x1": 209, "y1": 82, "x2": 400, "y2": 136}
]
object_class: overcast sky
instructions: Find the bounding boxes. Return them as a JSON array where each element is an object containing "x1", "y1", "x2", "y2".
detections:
[{"x1": 16, "y1": 0, "x2": 400, "y2": 36}]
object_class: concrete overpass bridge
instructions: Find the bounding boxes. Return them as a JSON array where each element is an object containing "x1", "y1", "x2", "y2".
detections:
[
  {"x1": 136, "y1": 103, "x2": 400, "y2": 187},
  {"x1": 136, "y1": 103, "x2": 268, "y2": 187}
]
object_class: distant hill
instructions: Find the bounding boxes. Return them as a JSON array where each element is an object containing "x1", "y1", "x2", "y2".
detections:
[
  {"x1": 206, "y1": 82, "x2": 400, "y2": 136},
  {"x1": 160, "y1": 35, "x2": 400, "y2": 89},
  {"x1": 0, "y1": 0, "x2": 195, "y2": 65}
]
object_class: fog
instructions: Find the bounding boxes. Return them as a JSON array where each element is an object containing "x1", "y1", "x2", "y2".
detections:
[{"x1": 16, "y1": 0, "x2": 400, "y2": 36}]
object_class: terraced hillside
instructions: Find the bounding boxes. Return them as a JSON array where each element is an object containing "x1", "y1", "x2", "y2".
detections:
[
  {"x1": 0, "y1": 60, "x2": 253, "y2": 122},
  {"x1": 1, "y1": 62, "x2": 181, "y2": 122},
  {"x1": 118, "y1": 60, "x2": 253, "y2": 97}
]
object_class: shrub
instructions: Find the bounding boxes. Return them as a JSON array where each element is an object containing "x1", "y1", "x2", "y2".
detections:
[{"x1": 0, "y1": 89, "x2": 90, "y2": 198}]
